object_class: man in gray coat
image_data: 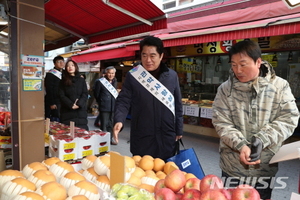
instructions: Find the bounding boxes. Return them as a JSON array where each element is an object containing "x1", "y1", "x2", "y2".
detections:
[{"x1": 212, "y1": 40, "x2": 299, "y2": 199}]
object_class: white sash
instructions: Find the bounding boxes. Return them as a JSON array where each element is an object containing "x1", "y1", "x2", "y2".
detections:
[
  {"x1": 99, "y1": 77, "x2": 118, "y2": 99},
  {"x1": 129, "y1": 65, "x2": 175, "y2": 116},
  {"x1": 48, "y1": 68, "x2": 62, "y2": 79}
]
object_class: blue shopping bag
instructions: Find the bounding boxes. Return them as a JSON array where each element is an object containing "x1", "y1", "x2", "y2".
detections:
[{"x1": 167, "y1": 139, "x2": 205, "y2": 179}]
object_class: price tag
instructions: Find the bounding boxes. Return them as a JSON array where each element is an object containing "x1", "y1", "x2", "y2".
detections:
[
  {"x1": 185, "y1": 106, "x2": 199, "y2": 117},
  {"x1": 63, "y1": 153, "x2": 75, "y2": 161},
  {"x1": 82, "y1": 150, "x2": 93, "y2": 157},
  {"x1": 200, "y1": 107, "x2": 213, "y2": 119},
  {"x1": 206, "y1": 108, "x2": 213, "y2": 119},
  {"x1": 64, "y1": 143, "x2": 76, "y2": 150},
  {"x1": 99, "y1": 146, "x2": 109, "y2": 153},
  {"x1": 200, "y1": 107, "x2": 207, "y2": 118}
]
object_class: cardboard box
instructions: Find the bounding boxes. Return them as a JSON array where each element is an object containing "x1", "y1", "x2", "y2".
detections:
[
  {"x1": 0, "y1": 136, "x2": 11, "y2": 148},
  {"x1": 269, "y1": 140, "x2": 300, "y2": 200},
  {"x1": 49, "y1": 135, "x2": 78, "y2": 161},
  {"x1": 77, "y1": 133, "x2": 95, "y2": 159},
  {"x1": 92, "y1": 131, "x2": 110, "y2": 155}
]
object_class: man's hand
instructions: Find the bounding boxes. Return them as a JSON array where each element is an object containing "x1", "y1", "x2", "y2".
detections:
[
  {"x1": 50, "y1": 105, "x2": 57, "y2": 110},
  {"x1": 72, "y1": 104, "x2": 79, "y2": 109},
  {"x1": 176, "y1": 135, "x2": 182, "y2": 141},
  {"x1": 113, "y1": 122, "x2": 123, "y2": 144},
  {"x1": 240, "y1": 145, "x2": 261, "y2": 165},
  {"x1": 249, "y1": 136, "x2": 263, "y2": 162}
]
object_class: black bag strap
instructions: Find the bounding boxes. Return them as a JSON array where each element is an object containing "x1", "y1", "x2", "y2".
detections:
[{"x1": 174, "y1": 138, "x2": 185, "y2": 155}]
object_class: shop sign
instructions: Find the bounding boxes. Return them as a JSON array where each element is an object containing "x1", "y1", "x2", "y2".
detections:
[
  {"x1": 21, "y1": 54, "x2": 44, "y2": 91},
  {"x1": 78, "y1": 62, "x2": 90, "y2": 72},
  {"x1": 171, "y1": 34, "x2": 300, "y2": 56},
  {"x1": 23, "y1": 79, "x2": 42, "y2": 91},
  {"x1": 21, "y1": 55, "x2": 44, "y2": 67}
]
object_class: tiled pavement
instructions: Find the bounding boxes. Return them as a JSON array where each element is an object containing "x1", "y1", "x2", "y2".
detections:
[{"x1": 87, "y1": 116, "x2": 299, "y2": 200}]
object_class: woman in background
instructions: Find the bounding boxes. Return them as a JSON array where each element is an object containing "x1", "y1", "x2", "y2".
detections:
[{"x1": 59, "y1": 60, "x2": 89, "y2": 130}]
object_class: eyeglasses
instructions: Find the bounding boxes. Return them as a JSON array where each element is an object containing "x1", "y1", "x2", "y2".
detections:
[{"x1": 56, "y1": 60, "x2": 64, "y2": 63}]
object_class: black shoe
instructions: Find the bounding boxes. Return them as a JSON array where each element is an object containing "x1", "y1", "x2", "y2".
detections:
[{"x1": 111, "y1": 138, "x2": 118, "y2": 145}]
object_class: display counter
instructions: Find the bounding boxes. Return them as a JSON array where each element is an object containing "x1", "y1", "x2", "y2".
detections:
[{"x1": 182, "y1": 103, "x2": 219, "y2": 138}]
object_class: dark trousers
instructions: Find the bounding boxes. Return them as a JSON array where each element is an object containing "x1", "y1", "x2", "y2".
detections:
[
  {"x1": 45, "y1": 103, "x2": 60, "y2": 122},
  {"x1": 222, "y1": 171, "x2": 272, "y2": 200},
  {"x1": 100, "y1": 111, "x2": 114, "y2": 134}
]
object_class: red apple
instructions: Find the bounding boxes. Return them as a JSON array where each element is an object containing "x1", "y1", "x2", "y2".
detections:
[
  {"x1": 184, "y1": 177, "x2": 201, "y2": 192},
  {"x1": 219, "y1": 188, "x2": 232, "y2": 200},
  {"x1": 231, "y1": 184, "x2": 260, "y2": 200},
  {"x1": 154, "y1": 179, "x2": 166, "y2": 193},
  {"x1": 155, "y1": 188, "x2": 177, "y2": 200},
  {"x1": 200, "y1": 174, "x2": 223, "y2": 193},
  {"x1": 200, "y1": 189, "x2": 227, "y2": 200},
  {"x1": 182, "y1": 189, "x2": 201, "y2": 200},
  {"x1": 164, "y1": 169, "x2": 186, "y2": 193},
  {"x1": 175, "y1": 192, "x2": 184, "y2": 200}
]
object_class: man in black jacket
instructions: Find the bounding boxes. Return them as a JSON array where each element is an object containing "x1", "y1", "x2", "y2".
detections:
[
  {"x1": 44, "y1": 56, "x2": 65, "y2": 121},
  {"x1": 93, "y1": 66, "x2": 118, "y2": 144}
]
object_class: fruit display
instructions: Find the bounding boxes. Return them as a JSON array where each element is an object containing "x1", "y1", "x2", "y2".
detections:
[
  {"x1": 0, "y1": 149, "x2": 261, "y2": 200},
  {"x1": 111, "y1": 183, "x2": 154, "y2": 200},
  {"x1": 153, "y1": 172, "x2": 261, "y2": 200}
]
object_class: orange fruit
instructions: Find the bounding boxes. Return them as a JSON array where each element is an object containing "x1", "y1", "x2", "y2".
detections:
[
  {"x1": 132, "y1": 167, "x2": 146, "y2": 178},
  {"x1": 142, "y1": 155, "x2": 154, "y2": 160},
  {"x1": 145, "y1": 170, "x2": 156, "y2": 177},
  {"x1": 139, "y1": 157, "x2": 154, "y2": 171},
  {"x1": 139, "y1": 183, "x2": 154, "y2": 193},
  {"x1": 185, "y1": 173, "x2": 197, "y2": 180},
  {"x1": 153, "y1": 158, "x2": 165, "y2": 172},
  {"x1": 127, "y1": 174, "x2": 142, "y2": 186},
  {"x1": 132, "y1": 155, "x2": 142, "y2": 166},
  {"x1": 156, "y1": 171, "x2": 167, "y2": 179},
  {"x1": 163, "y1": 161, "x2": 179, "y2": 174}
]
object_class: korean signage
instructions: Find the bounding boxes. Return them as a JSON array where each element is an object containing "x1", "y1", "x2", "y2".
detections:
[
  {"x1": 200, "y1": 107, "x2": 213, "y2": 119},
  {"x1": 171, "y1": 34, "x2": 300, "y2": 56},
  {"x1": 21, "y1": 54, "x2": 44, "y2": 91}
]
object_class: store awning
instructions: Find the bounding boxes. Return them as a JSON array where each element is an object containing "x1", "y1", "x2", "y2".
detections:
[
  {"x1": 126, "y1": 12, "x2": 300, "y2": 51},
  {"x1": 71, "y1": 42, "x2": 135, "y2": 63},
  {"x1": 44, "y1": 0, "x2": 167, "y2": 51}
]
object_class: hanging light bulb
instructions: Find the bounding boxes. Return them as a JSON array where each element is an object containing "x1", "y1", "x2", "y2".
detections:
[
  {"x1": 287, "y1": 51, "x2": 293, "y2": 62},
  {"x1": 272, "y1": 53, "x2": 278, "y2": 62}
]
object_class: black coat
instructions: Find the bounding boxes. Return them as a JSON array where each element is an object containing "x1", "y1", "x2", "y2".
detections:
[
  {"x1": 114, "y1": 64, "x2": 183, "y2": 160},
  {"x1": 44, "y1": 68, "x2": 61, "y2": 106},
  {"x1": 59, "y1": 75, "x2": 88, "y2": 130},
  {"x1": 93, "y1": 77, "x2": 117, "y2": 112}
]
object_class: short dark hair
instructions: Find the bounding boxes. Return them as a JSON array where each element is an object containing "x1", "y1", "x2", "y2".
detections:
[
  {"x1": 53, "y1": 56, "x2": 64, "y2": 64},
  {"x1": 139, "y1": 36, "x2": 164, "y2": 55},
  {"x1": 229, "y1": 40, "x2": 261, "y2": 63}
]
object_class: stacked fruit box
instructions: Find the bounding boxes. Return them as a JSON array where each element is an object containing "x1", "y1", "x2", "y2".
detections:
[
  {"x1": 0, "y1": 112, "x2": 11, "y2": 149},
  {"x1": 47, "y1": 121, "x2": 110, "y2": 161}
]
